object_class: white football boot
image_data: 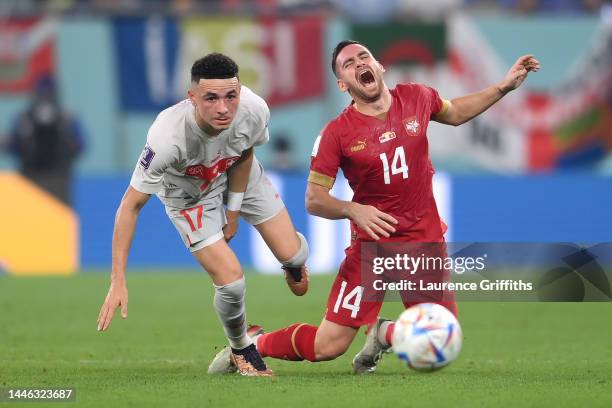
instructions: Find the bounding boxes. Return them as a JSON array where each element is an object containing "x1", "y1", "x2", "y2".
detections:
[{"x1": 352, "y1": 318, "x2": 392, "y2": 374}]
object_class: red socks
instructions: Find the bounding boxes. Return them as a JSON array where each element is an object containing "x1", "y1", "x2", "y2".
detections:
[
  {"x1": 257, "y1": 323, "x2": 318, "y2": 362},
  {"x1": 384, "y1": 322, "x2": 395, "y2": 347}
]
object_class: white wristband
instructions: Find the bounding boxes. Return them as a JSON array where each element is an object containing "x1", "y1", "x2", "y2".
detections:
[{"x1": 227, "y1": 191, "x2": 245, "y2": 212}]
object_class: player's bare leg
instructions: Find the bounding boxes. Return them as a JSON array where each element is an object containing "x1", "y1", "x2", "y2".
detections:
[
  {"x1": 254, "y1": 208, "x2": 309, "y2": 296},
  {"x1": 192, "y1": 238, "x2": 243, "y2": 285},
  {"x1": 193, "y1": 239, "x2": 272, "y2": 376},
  {"x1": 313, "y1": 319, "x2": 358, "y2": 361},
  {"x1": 253, "y1": 209, "x2": 299, "y2": 262}
]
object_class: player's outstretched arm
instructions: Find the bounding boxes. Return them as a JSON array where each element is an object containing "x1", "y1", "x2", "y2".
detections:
[
  {"x1": 434, "y1": 55, "x2": 540, "y2": 126},
  {"x1": 97, "y1": 187, "x2": 151, "y2": 331},
  {"x1": 306, "y1": 182, "x2": 397, "y2": 240},
  {"x1": 223, "y1": 147, "x2": 254, "y2": 242}
]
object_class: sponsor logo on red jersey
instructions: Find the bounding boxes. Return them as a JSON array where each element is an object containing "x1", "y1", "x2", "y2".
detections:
[
  {"x1": 379, "y1": 131, "x2": 396, "y2": 144},
  {"x1": 350, "y1": 140, "x2": 367, "y2": 152}
]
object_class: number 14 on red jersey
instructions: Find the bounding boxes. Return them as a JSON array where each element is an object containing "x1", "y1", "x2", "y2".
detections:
[{"x1": 379, "y1": 146, "x2": 409, "y2": 184}]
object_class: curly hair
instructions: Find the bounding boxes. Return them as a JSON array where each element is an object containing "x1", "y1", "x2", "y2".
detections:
[{"x1": 191, "y1": 53, "x2": 239, "y2": 83}]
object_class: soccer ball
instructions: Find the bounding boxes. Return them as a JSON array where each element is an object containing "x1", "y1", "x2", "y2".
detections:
[{"x1": 392, "y1": 303, "x2": 462, "y2": 372}]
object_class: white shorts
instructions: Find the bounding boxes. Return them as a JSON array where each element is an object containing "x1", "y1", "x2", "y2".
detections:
[{"x1": 166, "y1": 159, "x2": 285, "y2": 252}]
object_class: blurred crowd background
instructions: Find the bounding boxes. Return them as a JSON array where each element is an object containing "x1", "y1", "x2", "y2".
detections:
[
  {"x1": 3, "y1": 0, "x2": 611, "y2": 15},
  {"x1": 1, "y1": 0, "x2": 611, "y2": 274}
]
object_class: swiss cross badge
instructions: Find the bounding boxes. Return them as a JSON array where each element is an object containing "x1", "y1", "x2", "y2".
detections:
[{"x1": 404, "y1": 117, "x2": 420, "y2": 135}]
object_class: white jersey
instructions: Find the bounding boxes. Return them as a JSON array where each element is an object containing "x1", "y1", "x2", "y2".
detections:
[{"x1": 130, "y1": 86, "x2": 270, "y2": 209}]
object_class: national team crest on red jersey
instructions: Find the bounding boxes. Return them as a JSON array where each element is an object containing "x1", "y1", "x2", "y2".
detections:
[{"x1": 404, "y1": 116, "x2": 420, "y2": 135}]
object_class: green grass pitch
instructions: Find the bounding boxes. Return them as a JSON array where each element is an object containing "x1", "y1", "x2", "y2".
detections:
[{"x1": 1, "y1": 271, "x2": 611, "y2": 407}]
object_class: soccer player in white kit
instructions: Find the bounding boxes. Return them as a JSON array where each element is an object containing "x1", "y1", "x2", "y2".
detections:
[{"x1": 96, "y1": 53, "x2": 309, "y2": 377}]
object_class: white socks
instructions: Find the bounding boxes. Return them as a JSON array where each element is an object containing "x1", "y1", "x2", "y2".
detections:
[
  {"x1": 281, "y1": 232, "x2": 309, "y2": 268},
  {"x1": 213, "y1": 277, "x2": 251, "y2": 350}
]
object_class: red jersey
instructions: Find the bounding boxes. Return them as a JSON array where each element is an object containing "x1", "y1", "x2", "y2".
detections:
[{"x1": 309, "y1": 83, "x2": 449, "y2": 241}]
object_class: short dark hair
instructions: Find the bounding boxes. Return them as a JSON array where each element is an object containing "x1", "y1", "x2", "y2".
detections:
[
  {"x1": 331, "y1": 40, "x2": 363, "y2": 77},
  {"x1": 191, "y1": 53, "x2": 239, "y2": 83}
]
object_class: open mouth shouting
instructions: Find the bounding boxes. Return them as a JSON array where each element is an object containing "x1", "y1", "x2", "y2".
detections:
[{"x1": 357, "y1": 68, "x2": 376, "y2": 88}]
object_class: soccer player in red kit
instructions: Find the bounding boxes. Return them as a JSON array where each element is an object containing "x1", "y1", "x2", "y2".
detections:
[{"x1": 208, "y1": 40, "x2": 539, "y2": 375}]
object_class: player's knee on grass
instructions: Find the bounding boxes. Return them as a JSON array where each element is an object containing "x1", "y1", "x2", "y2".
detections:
[
  {"x1": 313, "y1": 320, "x2": 358, "y2": 361},
  {"x1": 281, "y1": 231, "x2": 309, "y2": 268},
  {"x1": 315, "y1": 338, "x2": 352, "y2": 361},
  {"x1": 314, "y1": 330, "x2": 353, "y2": 361}
]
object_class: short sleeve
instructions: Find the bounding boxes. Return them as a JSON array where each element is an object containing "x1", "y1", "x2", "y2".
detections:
[
  {"x1": 308, "y1": 124, "x2": 341, "y2": 189},
  {"x1": 252, "y1": 102, "x2": 270, "y2": 147},
  {"x1": 231, "y1": 96, "x2": 270, "y2": 153},
  {"x1": 129, "y1": 123, "x2": 176, "y2": 195},
  {"x1": 421, "y1": 85, "x2": 450, "y2": 119}
]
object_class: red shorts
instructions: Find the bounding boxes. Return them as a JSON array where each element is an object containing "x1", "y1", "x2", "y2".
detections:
[{"x1": 324, "y1": 239, "x2": 458, "y2": 328}]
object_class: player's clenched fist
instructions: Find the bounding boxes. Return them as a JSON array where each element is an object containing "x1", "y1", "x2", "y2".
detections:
[
  {"x1": 97, "y1": 283, "x2": 128, "y2": 331},
  {"x1": 347, "y1": 202, "x2": 398, "y2": 240}
]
